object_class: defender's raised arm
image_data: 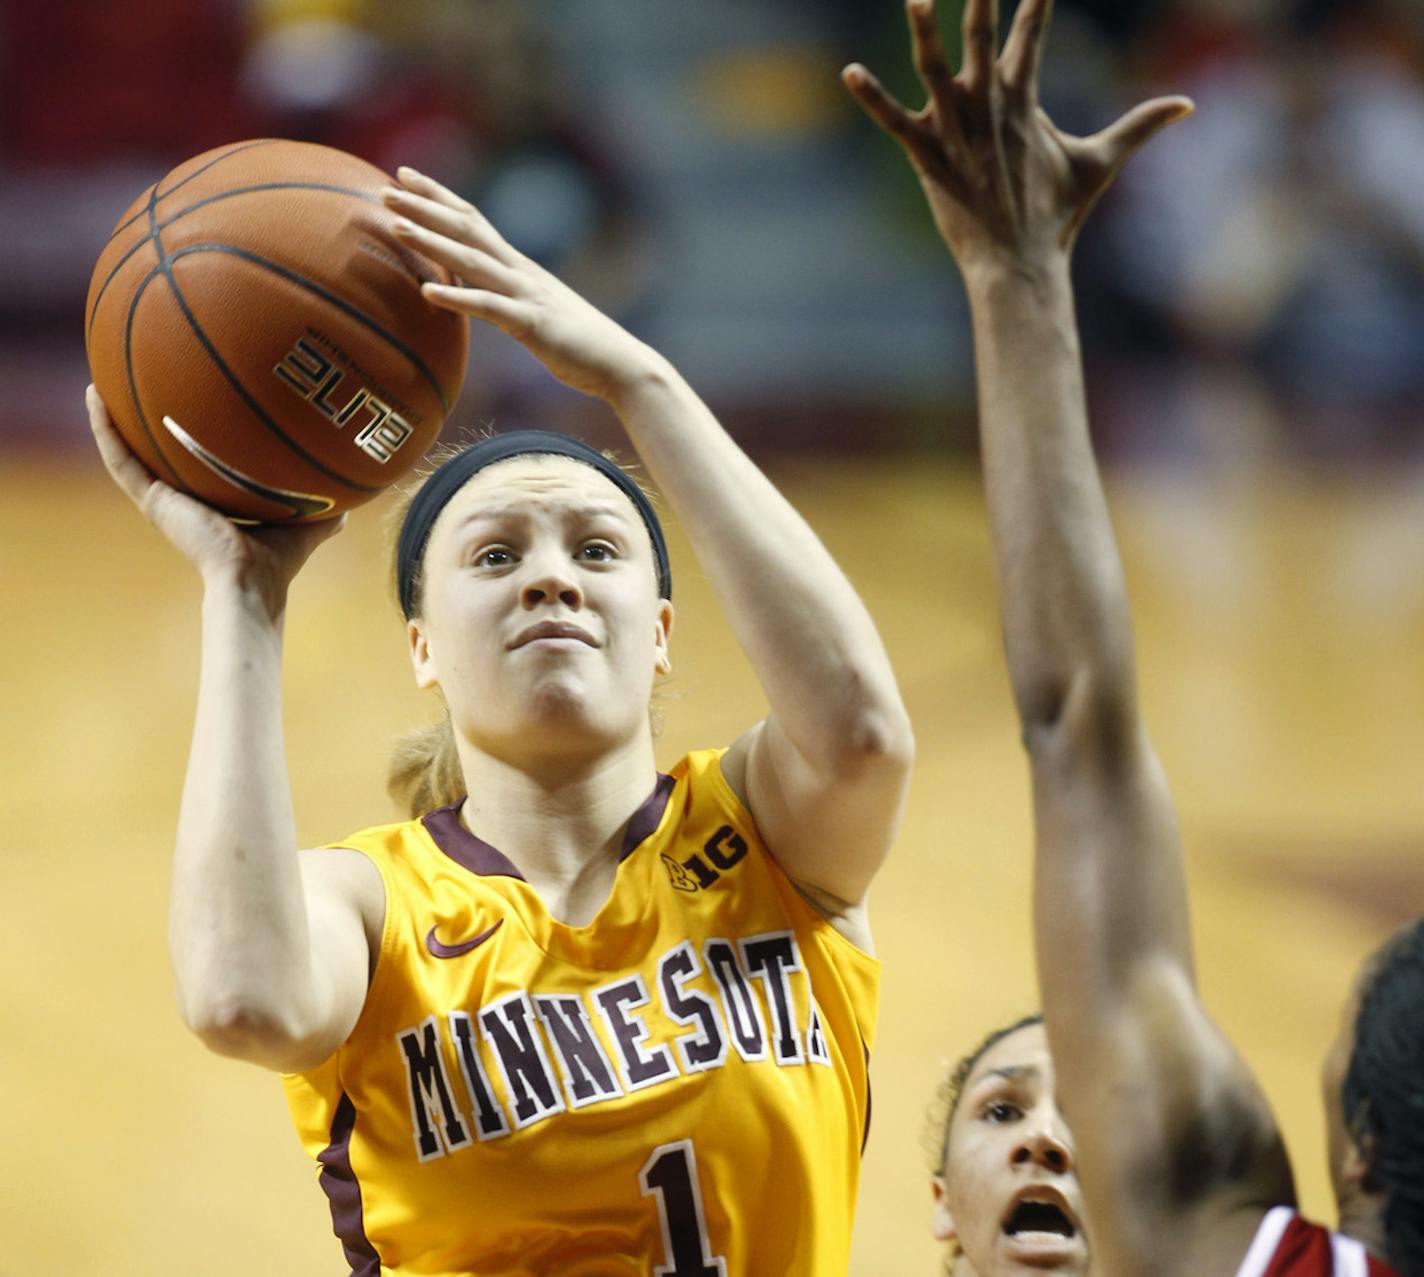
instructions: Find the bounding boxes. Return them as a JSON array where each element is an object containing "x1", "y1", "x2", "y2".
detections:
[{"x1": 849, "y1": 4, "x2": 1301, "y2": 1273}]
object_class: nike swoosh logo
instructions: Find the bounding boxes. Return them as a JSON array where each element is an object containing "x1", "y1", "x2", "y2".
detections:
[{"x1": 425, "y1": 918, "x2": 504, "y2": 959}]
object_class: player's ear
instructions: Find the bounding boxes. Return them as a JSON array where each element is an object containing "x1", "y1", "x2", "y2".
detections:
[
  {"x1": 931, "y1": 1174, "x2": 957, "y2": 1244},
  {"x1": 1342, "y1": 1128, "x2": 1379, "y2": 1194},
  {"x1": 654, "y1": 599, "x2": 674, "y2": 676},
  {"x1": 408, "y1": 617, "x2": 438, "y2": 690}
]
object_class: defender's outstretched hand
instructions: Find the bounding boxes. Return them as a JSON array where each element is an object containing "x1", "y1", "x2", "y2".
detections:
[
  {"x1": 844, "y1": 0, "x2": 1192, "y2": 272},
  {"x1": 382, "y1": 170, "x2": 654, "y2": 404}
]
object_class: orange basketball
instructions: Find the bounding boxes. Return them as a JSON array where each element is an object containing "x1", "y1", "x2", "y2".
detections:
[{"x1": 85, "y1": 139, "x2": 469, "y2": 522}]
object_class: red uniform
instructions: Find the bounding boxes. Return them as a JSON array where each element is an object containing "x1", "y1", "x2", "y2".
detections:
[{"x1": 1237, "y1": 1208, "x2": 1399, "y2": 1277}]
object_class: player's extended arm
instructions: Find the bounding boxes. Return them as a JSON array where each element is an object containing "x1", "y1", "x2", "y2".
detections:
[
  {"x1": 88, "y1": 388, "x2": 378, "y2": 1074},
  {"x1": 847, "y1": 1, "x2": 1293, "y2": 1270},
  {"x1": 381, "y1": 175, "x2": 914, "y2": 936}
]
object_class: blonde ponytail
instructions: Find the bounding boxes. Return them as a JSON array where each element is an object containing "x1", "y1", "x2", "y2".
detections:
[
  {"x1": 387, "y1": 712, "x2": 466, "y2": 817},
  {"x1": 383, "y1": 449, "x2": 471, "y2": 819}
]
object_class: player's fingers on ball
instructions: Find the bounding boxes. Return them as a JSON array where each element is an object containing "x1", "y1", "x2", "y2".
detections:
[
  {"x1": 85, "y1": 384, "x2": 125, "y2": 453},
  {"x1": 389, "y1": 169, "x2": 506, "y2": 251},
  {"x1": 383, "y1": 187, "x2": 511, "y2": 263},
  {"x1": 959, "y1": 0, "x2": 999, "y2": 94},
  {"x1": 390, "y1": 219, "x2": 515, "y2": 292},
  {"x1": 87, "y1": 396, "x2": 156, "y2": 500},
  {"x1": 393, "y1": 165, "x2": 472, "y2": 213},
  {"x1": 999, "y1": 0, "x2": 1052, "y2": 92},
  {"x1": 421, "y1": 284, "x2": 528, "y2": 331}
]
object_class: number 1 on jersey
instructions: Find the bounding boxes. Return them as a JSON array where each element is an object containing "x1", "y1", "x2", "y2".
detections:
[{"x1": 639, "y1": 1140, "x2": 727, "y2": 1277}]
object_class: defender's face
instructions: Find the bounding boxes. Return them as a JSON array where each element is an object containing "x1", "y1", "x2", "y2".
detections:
[
  {"x1": 935, "y1": 1025, "x2": 1088, "y2": 1277},
  {"x1": 409, "y1": 454, "x2": 672, "y2": 757}
]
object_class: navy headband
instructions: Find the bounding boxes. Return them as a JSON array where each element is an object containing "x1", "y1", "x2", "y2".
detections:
[{"x1": 396, "y1": 431, "x2": 672, "y2": 619}]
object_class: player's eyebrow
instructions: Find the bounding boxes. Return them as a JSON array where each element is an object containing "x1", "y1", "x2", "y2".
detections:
[{"x1": 970, "y1": 1064, "x2": 1040, "y2": 1090}]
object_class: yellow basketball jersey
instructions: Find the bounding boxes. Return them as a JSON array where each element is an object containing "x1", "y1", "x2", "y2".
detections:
[{"x1": 283, "y1": 749, "x2": 879, "y2": 1276}]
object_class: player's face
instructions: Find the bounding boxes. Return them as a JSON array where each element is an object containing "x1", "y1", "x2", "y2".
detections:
[
  {"x1": 409, "y1": 454, "x2": 672, "y2": 759},
  {"x1": 934, "y1": 1025, "x2": 1088, "y2": 1277}
]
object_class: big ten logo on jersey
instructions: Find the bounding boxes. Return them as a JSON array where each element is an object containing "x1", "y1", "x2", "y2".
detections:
[
  {"x1": 393, "y1": 931, "x2": 834, "y2": 1162},
  {"x1": 273, "y1": 331, "x2": 416, "y2": 463},
  {"x1": 662, "y1": 825, "x2": 747, "y2": 893}
]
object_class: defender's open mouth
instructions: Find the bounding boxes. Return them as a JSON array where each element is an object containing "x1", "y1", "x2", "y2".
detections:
[{"x1": 1003, "y1": 1199, "x2": 1076, "y2": 1238}]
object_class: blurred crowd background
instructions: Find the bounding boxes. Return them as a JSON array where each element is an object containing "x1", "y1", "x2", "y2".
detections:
[
  {"x1": 4, "y1": 0, "x2": 1423, "y2": 463},
  {"x1": 4, "y1": 5, "x2": 1423, "y2": 1271}
]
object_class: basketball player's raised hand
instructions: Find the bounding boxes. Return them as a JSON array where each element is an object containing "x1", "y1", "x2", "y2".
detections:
[
  {"x1": 844, "y1": 0, "x2": 1192, "y2": 274},
  {"x1": 381, "y1": 171, "x2": 653, "y2": 405},
  {"x1": 88, "y1": 386, "x2": 344, "y2": 613}
]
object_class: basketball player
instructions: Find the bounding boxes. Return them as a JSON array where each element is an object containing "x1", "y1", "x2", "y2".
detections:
[
  {"x1": 86, "y1": 165, "x2": 912, "y2": 1271},
  {"x1": 926, "y1": 1014, "x2": 1088, "y2": 1276},
  {"x1": 848, "y1": 1, "x2": 1421, "y2": 1274}
]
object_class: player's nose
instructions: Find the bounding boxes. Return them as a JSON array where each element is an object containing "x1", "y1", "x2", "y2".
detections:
[
  {"x1": 1011, "y1": 1125, "x2": 1074, "y2": 1174},
  {"x1": 519, "y1": 549, "x2": 583, "y2": 610}
]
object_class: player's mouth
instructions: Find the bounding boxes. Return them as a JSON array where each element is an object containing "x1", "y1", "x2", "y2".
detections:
[
  {"x1": 999, "y1": 1186, "x2": 1083, "y2": 1263},
  {"x1": 508, "y1": 620, "x2": 599, "y2": 649}
]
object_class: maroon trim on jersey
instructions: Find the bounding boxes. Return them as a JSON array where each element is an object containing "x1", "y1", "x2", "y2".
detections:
[
  {"x1": 619, "y1": 772, "x2": 676, "y2": 863},
  {"x1": 421, "y1": 773, "x2": 675, "y2": 879},
  {"x1": 861, "y1": 1038, "x2": 873, "y2": 1156},
  {"x1": 317, "y1": 1093, "x2": 381, "y2": 1277}
]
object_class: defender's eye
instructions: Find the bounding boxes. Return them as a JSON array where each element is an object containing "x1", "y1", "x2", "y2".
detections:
[
  {"x1": 984, "y1": 1101, "x2": 1023, "y2": 1123},
  {"x1": 577, "y1": 541, "x2": 617, "y2": 561},
  {"x1": 475, "y1": 546, "x2": 516, "y2": 567}
]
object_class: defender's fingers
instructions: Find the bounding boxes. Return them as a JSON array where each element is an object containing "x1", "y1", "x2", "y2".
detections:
[
  {"x1": 906, "y1": 0, "x2": 962, "y2": 129},
  {"x1": 1089, "y1": 95, "x2": 1194, "y2": 169},
  {"x1": 960, "y1": 0, "x2": 999, "y2": 94},
  {"x1": 1000, "y1": 0, "x2": 1054, "y2": 92},
  {"x1": 843, "y1": 64, "x2": 920, "y2": 148}
]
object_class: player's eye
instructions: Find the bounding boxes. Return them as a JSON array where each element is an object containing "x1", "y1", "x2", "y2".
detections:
[
  {"x1": 473, "y1": 545, "x2": 517, "y2": 568},
  {"x1": 983, "y1": 1100, "x2": 1023, "y2": 1123},
  {"x1": 576, "y1": 540, "x2": 618, "y2": 562}
]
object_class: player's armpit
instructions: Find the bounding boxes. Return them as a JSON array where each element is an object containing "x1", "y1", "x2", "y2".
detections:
[
  {"x1": 1047, "y1": 954, "x2": 1297, "y2": 1274},
  {"x1": 287, "y1": 848, "x2": 386, "y2": 1071}
]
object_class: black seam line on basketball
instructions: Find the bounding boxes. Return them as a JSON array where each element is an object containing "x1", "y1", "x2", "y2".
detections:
[
  {"x1": 131, "y1": 186, "x2": 199, "y2": 492},
  {"x1": 105, "y1": 140, "x2": 283, "y2": 245},
  {"x1": 123, "y1": 265, "x2": 193, "y2": 492},
  {"x1": 153, "y1": 249, "x2": 383, "y2": 494},
  {"x1": 169, "y1": 241, "x2": 453, "y2": 416},
  {"x1": 88, "y1": 182, "x2": 381, "y2": 346},
  {"x1": 89, "y1": 184, "x2": 156, "y2": 338},
  {"x1": 142, "y1": 177, "x2": 378, "y2": 495}
]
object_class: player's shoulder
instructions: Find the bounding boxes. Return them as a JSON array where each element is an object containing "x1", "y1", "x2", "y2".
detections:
[
  {"x1": 663, "y1": 747, "x2": 755, "y2": 828},
  {"x1": 320, "y1": 809, "x2": 444, "y2": 861}
]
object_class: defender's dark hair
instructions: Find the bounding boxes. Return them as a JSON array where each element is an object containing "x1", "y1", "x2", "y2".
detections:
[{"x1": 1342, "y1": 918, "x2": 1424, "y2": 1277}]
